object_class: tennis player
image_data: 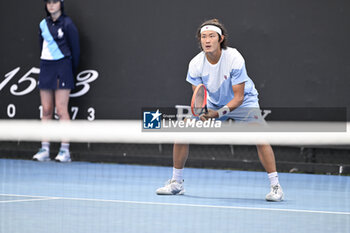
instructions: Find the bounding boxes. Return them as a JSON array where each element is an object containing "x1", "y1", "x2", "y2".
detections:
[
  {"x1": 156, "y1": 19, "x2": 284, "y2": 201},
  {"x1": 33, "y1": 0, "x2": 80, "y2": 162}
]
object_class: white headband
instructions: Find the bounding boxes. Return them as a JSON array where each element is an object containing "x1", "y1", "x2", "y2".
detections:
[{"x1": 200, "y1": 25, "x2": 222, "y2": 36}]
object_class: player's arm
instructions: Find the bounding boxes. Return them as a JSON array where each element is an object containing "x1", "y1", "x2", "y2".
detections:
[
  {"x1": 226, "y1": 82, "x2": 245, "y2": 111},
  {"x1": 66, "y1": 19, "x2": 80, "y2": 73},
  {"x1": 191, "y1": 85, "x2": 197, "y2": 92},
  {"x1": 200, "y1": 82, "x2": 245, "y2": 121}
]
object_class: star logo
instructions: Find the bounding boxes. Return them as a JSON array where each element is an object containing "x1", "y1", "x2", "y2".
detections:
[
  {"x1": 143, "y1": 109, "x2": 162, "y2": 129},
  {"x1": 150, "y1": 109, "x2": 162, "y2": 122}
]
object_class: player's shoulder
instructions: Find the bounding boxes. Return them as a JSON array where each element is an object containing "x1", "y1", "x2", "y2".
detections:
[
  {"x1": 61, "y1": 15, "x2": 78, "y2": 32},
  {"x1": 224, "y1": 47, "x2": 244, "y2": 60},
  {"x1": 187, "y1": 51, "x2": 205, "y2": 76},
  {"x1": 189, "y1": 51, "x2": 205, "y2": 68},
  {"x1": 39, "y1": 17, "x2": 51, "y2": 31},
  {"x1": 61, "y1": 15, "x2": 74, "y2": 25},
  {"x1": 223, "y1": 47, "x2": 245, "y2": 68},
  {"x1": 39, "y1": 18, "x2": 48, "y2": 27}
]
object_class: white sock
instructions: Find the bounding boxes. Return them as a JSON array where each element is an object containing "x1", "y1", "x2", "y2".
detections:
[
  {"x1": 60, "y1": 143, "x2": 70, "y2": 152},
  {"x1": 41, "y1": 142, "x2": 50, "y2": 152},
  {"x1": 172, "y1": 167, "x2": 184, "y2": 182},
  {"x1": 268, "y1": 172, "x2": 279, "y2": 186}
]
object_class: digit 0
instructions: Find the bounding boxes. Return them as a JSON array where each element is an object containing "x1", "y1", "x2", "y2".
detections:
[{"x1": 7, "y1": 104, "x2": 16, "y2": 118}]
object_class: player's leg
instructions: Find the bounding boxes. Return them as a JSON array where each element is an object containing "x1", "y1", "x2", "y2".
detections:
[
  {"x1": 256, "y1": 144, "x2": 276, "y2": 173},
  {"x1": 173, "y1": 143, "x2": 189, "y2": 169},
  {"x1": 256, "y1": 144, "x2": 284, "y2": 201},
  {"x1": 54, "y1": 89, "x2": 72, "y2": 162},
  {"x1": 227, "y1": 105, "x2": 284, "y2": 201},
  {"x1": 156, "y1": 143, "x2": 188, "y2": 195},
  {"x1": 33, "y1": 90, "x2": 54, "y2": 161}
]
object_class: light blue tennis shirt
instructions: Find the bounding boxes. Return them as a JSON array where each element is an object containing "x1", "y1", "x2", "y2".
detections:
[{"x1": 186, "y1": 47, "x2": 259, "y2": 109}]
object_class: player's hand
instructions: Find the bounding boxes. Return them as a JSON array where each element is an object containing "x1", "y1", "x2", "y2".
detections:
[{"x1": 200, "y1": 109, "x2": 219, "y2": 121}]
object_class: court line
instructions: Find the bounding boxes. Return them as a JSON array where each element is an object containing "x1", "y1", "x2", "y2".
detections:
[
  {"x1": 0, "y1": 197, "x2": 59, "y2": 203},
  {"x1": 1, "y1": 193, "x2": 349, "y2": 215}
]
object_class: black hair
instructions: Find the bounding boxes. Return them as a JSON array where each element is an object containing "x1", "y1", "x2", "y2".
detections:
[
  {"x1": 196, "y1": 18, "x2": 228, "y2": 50},
  {"x1": 44, "y1": 0, "x2": 65, "y2": 16}
]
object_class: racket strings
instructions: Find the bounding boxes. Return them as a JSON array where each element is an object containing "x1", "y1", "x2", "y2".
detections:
[{"x1": 193, "y1": 86, "x2": 206, "y2": 116}]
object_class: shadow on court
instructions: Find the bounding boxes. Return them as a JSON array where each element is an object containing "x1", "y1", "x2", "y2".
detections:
[{"x1": 182, "y1": 194, "x2": 285, "y2": 205}]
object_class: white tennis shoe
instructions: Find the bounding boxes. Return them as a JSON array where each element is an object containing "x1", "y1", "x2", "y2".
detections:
[
  {"x1": 33, "y1": 148, "x2": 50, "y2": 162},
  {"x1": 55, "y1": 150, "x2": 71, "y2": 163},
  {"x1": 156, "y1": 179, "x2": 185, "y2": 195},
  {"x1": 266, "y1": 184, "x2": 284, "y2": 202}
]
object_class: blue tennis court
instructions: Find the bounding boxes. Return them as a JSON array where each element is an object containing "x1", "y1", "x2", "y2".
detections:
[{"x1": 1, "y1": 158, "x2": 349, "y2": 233}]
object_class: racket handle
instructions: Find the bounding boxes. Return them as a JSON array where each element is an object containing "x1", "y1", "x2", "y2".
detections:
[{"x1": 204, "y1": 105, "x2": 208, "y2": 113}]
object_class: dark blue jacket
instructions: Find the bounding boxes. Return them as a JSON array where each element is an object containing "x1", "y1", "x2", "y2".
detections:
[{"x1": 39, "y1": 15, "x2": 80, "y2": 72}]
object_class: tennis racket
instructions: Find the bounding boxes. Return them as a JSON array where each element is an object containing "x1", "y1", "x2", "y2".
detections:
[{"x1": 191, "y1": 84, "x2": 208, "y2": 116}]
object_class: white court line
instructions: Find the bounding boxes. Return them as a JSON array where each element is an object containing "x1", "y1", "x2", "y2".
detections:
[
  {"x1": 0, "y1": 198, "x2": 59, "y2": 203},
  {"x1": 1, "y1": 193, "x2": 349, "y2": 216}
]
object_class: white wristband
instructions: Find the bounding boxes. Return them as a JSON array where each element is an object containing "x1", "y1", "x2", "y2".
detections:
[{"x1": 217, "y1": 105, "x2": 230, "y2": 118}]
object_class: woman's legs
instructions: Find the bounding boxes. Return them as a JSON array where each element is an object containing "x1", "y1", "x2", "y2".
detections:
[
  {"x1": 33, "y1": 90, "x2": 54, "y2": 161},
  {"x1": 54, "y1": 89, "x2": 72, "y2": 162},
  {"x1": 55, "y1": 89, "x2": 71, "y2": 121}
]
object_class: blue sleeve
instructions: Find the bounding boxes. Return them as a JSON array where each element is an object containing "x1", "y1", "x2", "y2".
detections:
[
  {"x1": 186, "y1": 72, "x2": 202, "y2": 86},
  {"x1": 230, "y1": 63, "x2": 249, "y2": 86},
  {"x1": 65, "y1": 19, "x2": 80, "y2": 73}
]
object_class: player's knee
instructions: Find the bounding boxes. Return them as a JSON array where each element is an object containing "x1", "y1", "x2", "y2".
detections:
[
  {"x1": 55, "y1": 106, "x2": 69, "y2": 119},
  {"x1": 42, "y1": 107, "x2": 54, "y2": 118}
]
